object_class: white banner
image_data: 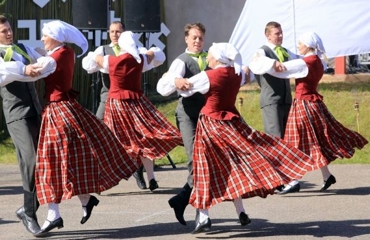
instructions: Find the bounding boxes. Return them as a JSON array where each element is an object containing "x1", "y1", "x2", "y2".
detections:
[{"x1": 229, "y1": 0, "x2": 370, "y2": 65}]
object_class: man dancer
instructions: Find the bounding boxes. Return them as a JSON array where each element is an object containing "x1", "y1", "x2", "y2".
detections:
[
  {"x1": 93, "y1": 21, "x2": 146, "y2": 189},
  {"x1": 251, "y1": 21, "x2": 299, "y2": 194},
  {"x1": 0, "y1": 15, "x2": 43, "y2": 234},
  {"x1": 157, "y1": 22, "x2": 207, "y2": 225}
]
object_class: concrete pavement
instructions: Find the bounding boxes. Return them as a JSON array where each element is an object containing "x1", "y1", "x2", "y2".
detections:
[{"x1": 0, "y1": 164, "x2": 370, "y2": 240}]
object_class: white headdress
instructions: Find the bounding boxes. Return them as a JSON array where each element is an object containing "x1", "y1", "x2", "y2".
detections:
[
  {"x1": 42, "y1": 20, "x2": 88, "y2": 58},
  {"x1": 209, "y1": 42, "x2": 242, "y2": 75},
  {"x1": 118, "y1": 31, "x2": 141, "y2": 63},
  {"x1": 299, "y1": 32, "x2": 326, "y2": 58}
]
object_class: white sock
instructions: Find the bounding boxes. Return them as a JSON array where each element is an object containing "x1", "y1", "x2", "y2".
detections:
[
  {"x1": 198, "y1": 209, "x2": 209, "y2": 223},
  {"x1": 320, "y1": 166, "x2": 332, "y2": 181},
  {"x1": 287, "y1": 179, "x2": 299, "y2": 187},
  {"x1": 78, "y1": 194, "x2": 91, "y2": 217},
  {"x1": 42, "y1": 203, "x2": 60, "y2": 229},
  {"x1": 233, "y1": 197, "x2": 245, "y2": 216},
  {"x1": 141, "y1": 157, "x2": 155, "y2": 181}
]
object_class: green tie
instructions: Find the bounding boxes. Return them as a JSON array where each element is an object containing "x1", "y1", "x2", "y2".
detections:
[
  {"x1": 113, "y1": 45, "x2": 120, "y2": 56},
  {"x1": 3, "y1": 45, "x2": 32, "y2": 63},
  {"x1": 274, "y1": 46, "x2": 290, "y2": 62},
  {"x1": 188, "y1": 52, "x2": 208, "y2": 71}
]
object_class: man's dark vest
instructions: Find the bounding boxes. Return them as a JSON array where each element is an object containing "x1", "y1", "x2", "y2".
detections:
[
  {"x1": 101, "y1": 45, "x2": 116, "y2": 89},
  {"x1": 0, "y1": 44, "x2": 41, "y2": 123},
  {"x1": 176, "y1": 53, "x2": 206, "y2": 119},
  {"x1": 254, "y1": 45, "x2": 292, "y2": 108}
]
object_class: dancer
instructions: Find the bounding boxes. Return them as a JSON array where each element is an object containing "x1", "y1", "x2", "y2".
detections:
[
  {"x1": 250, "y1": 31, "x2": 368, "y2": 191},
  {"x1": 0, "y1": 14, "x2": 44, "y2": 235},
  {"x1": 172, "y1": 42, "x2": 314, "y2": 234},
  {"x1": 251, "y1": 21, "x2": 300, "y2": 194},
  {"x1": 92, "y1": 21, "x2": 147, "y2": 190},
  {"x1": 82, "y1": 31, "x2": 183, "y2": 192},
  {"x1": 157, "y1": 22, "x2": 208, "y2": 226},
  {"x1": 12, "y1": 20, "x2": 140, "y2": 237}
]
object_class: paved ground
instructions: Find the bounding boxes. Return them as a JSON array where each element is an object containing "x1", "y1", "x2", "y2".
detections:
[{"x1": 0, "y1": 163, "x2": 370, "y2": 240}]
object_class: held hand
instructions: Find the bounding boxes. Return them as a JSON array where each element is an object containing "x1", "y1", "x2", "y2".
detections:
[
  {"x1": 273, "y1": 61, "x2": 287, "y2": 72},
  {"x1": 24, "y1": 65, "x2": 41, "y2": 77},
  {"x1": 243, "y1": 66, "x2": 251, "y2": 84},
  {"x1": 175, "y1": 78, "x2": 193, "y2": 91},
  {"x1": 95, "y1": 55, "x2": 104, "y2": 67},
  {"x1": 145, "y1": 51, "x2": 155, "y2": 64}
]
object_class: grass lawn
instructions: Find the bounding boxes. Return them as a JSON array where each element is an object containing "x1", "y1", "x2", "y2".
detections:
[{"x1": 0, "y1": 79, "x2": 369, "y2": 165}]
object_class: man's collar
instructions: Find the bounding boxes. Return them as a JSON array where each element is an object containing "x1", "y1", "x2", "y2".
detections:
[
  {"x1": 266, "y1": 42, "x2": 278, "y2": 50},
  {"x1": 185, "y1": 49, "x2": 205, "y2": 54},
  {"x1": 0, "y1": 43, "x2": 13, "y2": 48}
]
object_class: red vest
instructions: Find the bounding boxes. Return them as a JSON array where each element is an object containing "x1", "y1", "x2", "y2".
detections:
[
  {"x1": 108, "y1": 53, "x2": 144, "y2": 99},
  {"x1": 201, "y1": 67, "x2": 241, "y2": 120},
  {"x1": 44, "y1": 46, "x2": 78, "y2": 102},
  {"x1": 294, "y1": 55, "x2": 324, "y2": 101}
]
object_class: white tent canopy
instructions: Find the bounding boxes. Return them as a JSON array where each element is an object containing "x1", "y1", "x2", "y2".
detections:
[{"x1": 229, "y1": 0, "x2": 370, "y2": 65}]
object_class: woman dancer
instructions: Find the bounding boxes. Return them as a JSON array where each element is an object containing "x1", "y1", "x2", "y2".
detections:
[
  {"x1": 19, "y1": 20, "x2": 140, "y2": 237},
  {"x1": 82, "y1": 31, "x2": 183, "y2": 191},
  {"x1": 170, "y1": 42, "x2": 314, "y2": 233},
  {"x1": 250, "y1": 32, "x2": 368, "y2": 192}
]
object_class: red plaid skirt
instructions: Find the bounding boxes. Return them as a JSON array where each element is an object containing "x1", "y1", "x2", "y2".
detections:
[
  {"x1": 284, "y1": 99, "x2": 368, "y2": 169},
  {"x1": 189, "y1": 114, "x2": 314, "y2": 209},
  {"x1": 104, "y1": 96, "x2": 183, "y2": 161},
  {"x1": 36, "y1": 100, "x2": 139, "y2": 205}
]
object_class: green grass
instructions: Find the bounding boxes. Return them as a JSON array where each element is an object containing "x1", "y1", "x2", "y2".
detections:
[
  {"x1": 1, "y1": 80, "x2": 370, "y2": 165},
  {"x1": 0, "y1": 130, "x2": 17, "y2": 164}
]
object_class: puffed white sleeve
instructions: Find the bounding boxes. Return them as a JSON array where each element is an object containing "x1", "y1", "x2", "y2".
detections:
[
  {"x1": 178, "y1": 71, "x2": 210, "y2": 97},
  {"x1": 249, "y1": 50, "x2": 276, "y2": 75},
  {"x1": 156, "y1": 59, "x2": 186, "y2": 96},
  {"x1": 142, "y1": 47, "x2": 166, "y2": 72},
  {"x1": 250, "y1": 54, "x2": 308, "y2": 79},
  {"x1": 82, "y1": 51, "x2": 101, "y2": 74},
  {"x1": 0, "y1": 56, "x2": 56, "y2": 86}
]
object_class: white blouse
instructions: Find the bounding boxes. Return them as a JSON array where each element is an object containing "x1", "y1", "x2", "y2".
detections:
[{"x1": 82, "y1": 46, "x2": 165, "y2": 74}]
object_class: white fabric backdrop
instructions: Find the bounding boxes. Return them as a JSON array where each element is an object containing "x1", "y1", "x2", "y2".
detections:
[{"x1": 229, "y1": 0, "x2": 370, "y2": 65}]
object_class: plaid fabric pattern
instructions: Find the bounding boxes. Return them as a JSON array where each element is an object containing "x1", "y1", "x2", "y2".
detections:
[
  {"x1": 284, "y1": 99, "x2": 368, "y2": 169},
  {"x1": 104, "y1": 96, "x2": 183, "y2": 160},
  {"x1": 189, "y1": 114, "x2": 314, "y2": 209},
  {"x1": 36, "y1": 100, "x2": 139, "y2": 205}
]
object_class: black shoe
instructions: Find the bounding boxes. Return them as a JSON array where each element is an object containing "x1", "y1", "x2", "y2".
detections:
[
  {"x1": 133, "y1": 166, "x2": 147, "y2": 189},
  {"x1": 20, "y1": 212, "x2": 41, "y2": 234},
  {"x1": 168, "y1": 195, "x2": 187, "y2": 226},
  {"x1": 34, "y1": 218, "x2": 63, "y2": 237},
  {"x1": 80, "y1": 196, "x2": 100, "y2": 224},
  {"x1": 192, "y1": 217, "x2": 211, "y2": 234},
  {"x1": 274, "y1": 185, "x2": 285, "y2": 194},
  {"x1": 239, "y1": 212, "x2": 251, "y2": 226},
  {"x1": 15, "y1": 206, "x2": 24, "y2": 220},
  {"x1": 148, "y1": 179, "x2": 158, "y2": 192},
  {"x1": 277, "y1": 183, "x2": 300, "y2": 195},
  {"x1": 320, "y1": 175, "x2": 336, "y2": 191}
]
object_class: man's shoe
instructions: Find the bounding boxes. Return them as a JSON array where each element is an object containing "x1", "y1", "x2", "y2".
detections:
[
  {"x1": 34, "y1": 218, "x2": 63, "y2": 237},
  {"x1": 148, "y1": 179, "x2": 158, "y2": 192},
  {"x1": 80, "y1": 196, "x2": 100, "y2": 224},
  {"x1": 320, "y1": 175, "x2": 336, "y2": 191},
  {"x1": 277, "y1": 183, "x2": 300, "y2": 195},
  {"x1": 191, "y1": 217, "x2": 211, "y2": 234},
  {"x1": 168, "y1": 195, "x2": 187, "y2": 225},
  {"x1": 20, "y1": 212, "x2": 41, "y2": 234},
  {"x1": 15, "y1": 206, "x2": 25, "y2": 220},
  {"x1": 239, "y1": 212, "x2": 251, "y2": 226},
  {"x1": 133, "y1": 166, "x2": 147, "y2": 189}
]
